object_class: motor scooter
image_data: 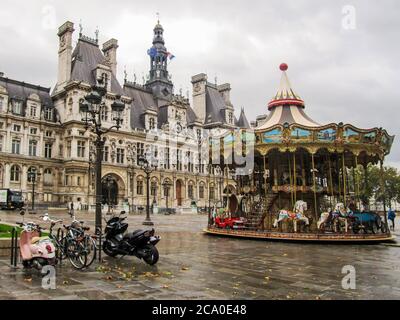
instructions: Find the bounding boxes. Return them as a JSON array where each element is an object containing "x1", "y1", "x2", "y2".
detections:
[
  {"x1": 18, "y1": 211, "x2": 56, "y2": 270},
  {"x1": 102, "y1": 211, "x2": 161, "y2": 265}
]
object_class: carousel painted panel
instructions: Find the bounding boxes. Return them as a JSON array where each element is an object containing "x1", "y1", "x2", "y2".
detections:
[
  {"x1": 262, "y1": 128, "x2": 283, "y2": 144},
  {"x1": 316, "y1": 127, "x2": 337, "y2": 142},
  {"x1": 290, "y1": 126, "x2": 313, "y2": 141},
  {"x1": 344, "y1": 127, "x2": 361, "y2": 143}
]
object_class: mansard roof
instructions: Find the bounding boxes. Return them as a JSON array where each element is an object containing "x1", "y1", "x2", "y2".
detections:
[
  {"x1": 71, "y1": 38, "x2": 124, "y2": 95},
  {"x1": 186, "y1": 104, "x2": 199, "y2": 126},
  {"x1": 205, "y1": 85, "x2": 228, "y2": 125},
  {"x1": 123, "y1": 82, "x2": 157, "y2": 130},
  {"x1": 0, "y1": 76, "x2": 53, "y2": 107}
]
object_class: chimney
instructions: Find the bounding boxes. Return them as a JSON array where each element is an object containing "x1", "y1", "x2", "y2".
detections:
[
  {"x1": 217, "y1": 83, "x2": 231, "y2": 105},
  {"x1": 191, "y1": 73, "x2": 208, "y2": 123},
  {"x1": 0, "y1": 72, "x2": 4, "y2": 78},
  {"x1": 56, "y1": 21, "x2": 75, "y2": 92},
  {"x1": 102, "y1": 39, "x2": 119, "y2": 75}
]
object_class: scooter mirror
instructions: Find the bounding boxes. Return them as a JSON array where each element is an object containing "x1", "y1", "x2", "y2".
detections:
[{"x1": 120, "y1": 211, "x2": 126, "y2": 215}]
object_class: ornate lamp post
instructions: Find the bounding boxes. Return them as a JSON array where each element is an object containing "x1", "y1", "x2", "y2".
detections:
[
  {"x1": 127, "y1": 149, "x2": 135, "y2": 213},
  {"x1": 79, "y1": 76, "x2": 125, "y2": 235},
  {"x1": 27, "y1": 168, "x2": 41, "y2": 211},
  {"x1": 138, "y1": 154, "x2": 158, "y2": 226},
  {"x1": 162, "y1": 180, "x2": 172, "y2": 214}
]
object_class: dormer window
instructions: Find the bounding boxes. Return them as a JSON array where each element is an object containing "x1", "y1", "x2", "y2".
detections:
[
  {"x1": 0, "y1": 96, "x2": 4, "y2": 112},
  {"x1": 44, "y1": 108, "x2": 53, "y2": 121},
  {"x1": 228, "y1": 112, "x2": 233, "y2": 124},
  {"x1": 30, "y1": 104, "x2": 37, "y2": 117},
  {"x1": 149, "y1": 118, "x2": 155, "y2": 130},
  {"x1": 12, "y1": 100, "x2": 23, "y2": 115}
]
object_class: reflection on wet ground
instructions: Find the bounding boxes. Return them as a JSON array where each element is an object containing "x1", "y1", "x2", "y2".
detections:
[{"x1": 0, "y1": 211, "x2": 399, "y2": 300}]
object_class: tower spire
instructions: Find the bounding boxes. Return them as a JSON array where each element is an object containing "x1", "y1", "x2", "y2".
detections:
[{"x1": 146, "y1": 18, "x2": 173, "y2": 100}]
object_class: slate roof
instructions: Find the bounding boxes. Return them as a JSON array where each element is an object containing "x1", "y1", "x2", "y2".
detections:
[
  {"x1": 205, "y1": 85, "x2": 227, "y2": 124},
  {"x1": 123, "y1": 83, "x2": 157, "y2": 129},
  {"x1": 236, "y1": 108, "x2": 250, "y2": 129},
  {"x1": 186, "y1": 105, "x2": 199, "y2": 125},
  {"x1": 71, "y1": 39, "x2": 124, "y2": 95},
  {"x1": 0, "y1": 76, "x2": 53, "y2": 107}
]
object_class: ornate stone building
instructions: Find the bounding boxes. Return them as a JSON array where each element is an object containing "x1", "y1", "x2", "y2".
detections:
[{"x1": 0, "y1": 20, "x2": 250, "y2": 211}]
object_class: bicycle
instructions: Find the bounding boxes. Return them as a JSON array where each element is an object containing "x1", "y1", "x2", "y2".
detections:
[
  {"x1": 67, "y1": 211, "x2": 97, "y2": 268},
  {"x1": 42, "y1": 214, "x2": 88, "y2": 270}
]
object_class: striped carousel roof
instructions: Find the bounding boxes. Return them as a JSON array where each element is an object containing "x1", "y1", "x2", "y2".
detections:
[{"x1": 257, "y1": 63, "x2": 320, "y2": 130}]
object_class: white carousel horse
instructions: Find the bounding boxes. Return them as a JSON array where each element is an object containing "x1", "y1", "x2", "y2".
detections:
[
  {"x1": 317, "y1": 203, "x2": 349, "y2": 232},
  {"x1": 272, "y1": 200, "x2": 310, "y2": 232}
]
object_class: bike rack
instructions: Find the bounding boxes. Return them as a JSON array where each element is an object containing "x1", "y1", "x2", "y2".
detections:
[
  {"x1": 10, "y1": 227, "x2": 18, "y2": 268},
  {"x1": 97, "y1": 228, "x2": 102, "y2": 262},
  {"x1": 56, "y1": 228, "x2": 65, "y2": 265}
]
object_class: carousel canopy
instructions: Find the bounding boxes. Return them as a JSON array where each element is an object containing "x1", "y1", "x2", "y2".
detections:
[{"x1": 257, "y1": 63, "x2": 320, "y2": 129}]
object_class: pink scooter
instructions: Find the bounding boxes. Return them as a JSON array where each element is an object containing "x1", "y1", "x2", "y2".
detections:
[{"x1": 18, "y1": 212, "x2": 56, "y2": 270}]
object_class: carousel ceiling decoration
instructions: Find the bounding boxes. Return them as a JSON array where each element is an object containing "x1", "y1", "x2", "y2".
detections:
[{"x1": 258, "y1": 63, "x2": 320, "y2": 129}]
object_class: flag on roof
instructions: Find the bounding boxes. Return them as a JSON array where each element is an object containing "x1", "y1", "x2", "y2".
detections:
[
  {"x1": 147, "y1": 47, "x2": 157, "y2": 58},
  {"x1": 167, "y1": 52, "x2": 175, "y2": 60}
]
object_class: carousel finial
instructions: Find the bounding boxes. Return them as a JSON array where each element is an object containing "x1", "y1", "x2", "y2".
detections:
[{"x1": 280, "y1": 63, "x2": 288, "y2": 71}]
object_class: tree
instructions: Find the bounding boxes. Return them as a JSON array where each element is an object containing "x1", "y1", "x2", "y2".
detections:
[{"x1": 359, "y1": 164, "x2": 400, "y2": 209}]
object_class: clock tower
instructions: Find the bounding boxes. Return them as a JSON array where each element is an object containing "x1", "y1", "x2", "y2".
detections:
[{"x1": 146, "y1": 19, "x2": 174, "y2": 104}]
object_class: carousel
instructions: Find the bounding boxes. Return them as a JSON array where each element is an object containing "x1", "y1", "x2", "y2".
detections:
[{"x1": 205, "y1": 63, "x2": 395, "y2": 242}]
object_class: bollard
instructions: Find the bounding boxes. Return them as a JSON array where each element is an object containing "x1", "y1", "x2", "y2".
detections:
[
  {"x1": 98, "y1": 232, "x2": 102, "y2": 262},
  {"x1": 10, "y1": 228, "x2": 18, "y2": 267}
]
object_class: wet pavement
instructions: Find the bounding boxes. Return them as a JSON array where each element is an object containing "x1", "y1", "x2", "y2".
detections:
[{"x1": 0, "y1": 211, "x2": 400, "y2": 300}]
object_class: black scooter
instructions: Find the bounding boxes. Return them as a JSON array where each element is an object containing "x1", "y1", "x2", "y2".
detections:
[{"x1": 102, "y1": 211, "x2": 161, "y2": 265}]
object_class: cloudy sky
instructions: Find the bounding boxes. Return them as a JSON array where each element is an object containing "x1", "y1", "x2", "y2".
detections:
[{"x1": 0, "y1": 0, "x2": 399, "y2": 167}]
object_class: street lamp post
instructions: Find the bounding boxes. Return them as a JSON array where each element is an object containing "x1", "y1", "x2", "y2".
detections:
[
  {"x1": 79, "y1": 76, "x2": 125, "y2": 235},
  {"x1": 27, "y1": 168, "x2": 41, "y2": 211},
  {"x1": 138, "y1": 154, "x2": 158, "y2": 226},
  {"x1": 162, "y1": 181, "x2": 172, "y2": 214}
]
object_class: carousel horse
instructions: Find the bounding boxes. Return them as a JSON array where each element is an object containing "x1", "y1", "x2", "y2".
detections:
[
  {"x1": 317, "y1": 203, "x2": 351, "y2": 233},
  {"x1": 272, "y1": 200, "x2": 310, "y2": 232}
]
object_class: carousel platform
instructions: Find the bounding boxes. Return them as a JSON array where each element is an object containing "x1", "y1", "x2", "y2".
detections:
[{"x1": 204, "y1": 227, "x2": 396, "y2": 243}]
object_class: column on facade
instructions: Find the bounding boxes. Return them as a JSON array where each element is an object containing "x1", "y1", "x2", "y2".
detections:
[
  {"x1": 21, "y1": 165, "x2": 28, "y2": 192},
  {"x1": 23, "y1": 124, "x2": 29, "y2": 155},
  {"x1": 4, "y1": 163, "x2": 10, "y2": 188},
  {"x1": 5, "y1": 125, "x2": 11, "y2": 153}
]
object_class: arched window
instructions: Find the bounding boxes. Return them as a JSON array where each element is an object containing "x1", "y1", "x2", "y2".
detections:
[
  {"x1": 199, "y1": 183, "x2": 205, "y2": 199},
  {"x1": 44, "y1": 168, "x2": 53, "y2": 186},
  {"x1": 10, "y1": 165, "x2": 21, "y2": 182},
  {"x1": 137, "y1": 177, "x2": 144, "y2": 195},
  {"x1": 150, "y1": 181, "x2": 157, "y2": 197},
  {"x1": 188, "y1": 181, "x2": 194, "y2": 199}
]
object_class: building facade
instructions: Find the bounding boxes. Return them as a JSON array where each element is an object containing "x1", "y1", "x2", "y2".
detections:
[{"x1": 0, "y1": 20, "x2": 250, "y2": 211}]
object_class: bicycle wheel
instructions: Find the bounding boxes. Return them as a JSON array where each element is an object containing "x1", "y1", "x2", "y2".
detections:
[
  {"x1": 82, "y1": 235, "x2": 97, "y2": 267},
  {"x1": 65, "y1": 239, "x2": 87, "y2": 270}
]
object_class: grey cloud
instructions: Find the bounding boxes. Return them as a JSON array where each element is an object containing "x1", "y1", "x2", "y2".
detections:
[{"x1": 0, "y1": 0, "x2": 398, "y2": 166}]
